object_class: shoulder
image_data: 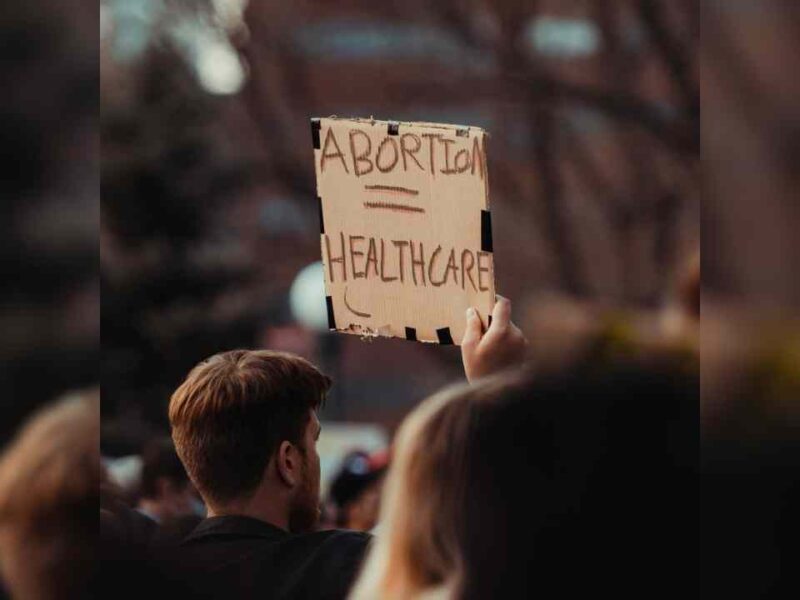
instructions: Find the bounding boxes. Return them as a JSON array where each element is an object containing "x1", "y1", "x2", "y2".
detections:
[
  {"x1": 290, "y1": 530, "x2": 373, "y2": 572},
  {"x1": 290, "y1": 529, "x2": 372, "y2": 556},
  {"x1": 163, "y1": 528, "x2": 372, "y2": 600},
  {"x1": 272, "y1": 530, "x2": 373, "y2": 599}
]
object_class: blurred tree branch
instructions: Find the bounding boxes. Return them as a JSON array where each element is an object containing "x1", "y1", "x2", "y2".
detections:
[
  {"x1": 237, "y1": 0, "x2": 698, "y2": 303},
  {"x1": 425, "y1": 0, "x2": 698, "y2": 155}
]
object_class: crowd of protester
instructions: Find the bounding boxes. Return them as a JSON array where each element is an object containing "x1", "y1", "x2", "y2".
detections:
[
  {"x1": 0, "y1": 254, "x2": 796, "y2": 599},
  {"x1": 0, "y1": 225, "x2": 796, "y2": 600},
  {"x1": 87, "y1": 296, "x2": 698, "y2": 599}
]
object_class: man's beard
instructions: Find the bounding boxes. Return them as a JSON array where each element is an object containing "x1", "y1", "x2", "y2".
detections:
[{"x1": 288, "y1": 462, "x2": 320, "y2": 533}]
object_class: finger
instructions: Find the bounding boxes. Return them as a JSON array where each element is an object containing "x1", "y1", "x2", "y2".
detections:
[
  {"x1": 480, "y1": 297, "x2": 513, "y2": 348},
  {"x1": 489, "y1": 296, "x2": 511, "y2": 332},
  {"x1": 461, "y1": 307, "x2": 484, "y2": 349}
]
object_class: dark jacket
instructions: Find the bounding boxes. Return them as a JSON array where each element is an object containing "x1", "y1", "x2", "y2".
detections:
[{"x1": 170, "y1": 516, "x2": 371, "y2": 600}]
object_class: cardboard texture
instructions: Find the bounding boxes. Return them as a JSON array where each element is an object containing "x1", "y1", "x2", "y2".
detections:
[{"x1": 311, "y1": 117, "x2": 496, "y2": 345}]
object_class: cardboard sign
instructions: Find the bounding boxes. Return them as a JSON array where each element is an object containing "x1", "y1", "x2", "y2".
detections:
[{"x1": 311, "y1": 117, "x2": 495, "y2": 345}]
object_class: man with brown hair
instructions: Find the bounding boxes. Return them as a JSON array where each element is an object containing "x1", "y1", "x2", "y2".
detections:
[
  {"x1": 168, "y1": 349, "x2": 368, "y2": 599},
  {"x1": 166, "y1": 300, "x2": 526, "y2": 599}
]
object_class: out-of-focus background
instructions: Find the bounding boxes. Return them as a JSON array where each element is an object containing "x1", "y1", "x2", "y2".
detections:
[
  {"x1": 100, "y1": 0, "x2": 700, "y2": 466},
  {"x1": 0, "y1": 0, "x2": 98, "y2": 443}
]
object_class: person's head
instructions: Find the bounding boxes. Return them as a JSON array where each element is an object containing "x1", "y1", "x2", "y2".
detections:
[
  {"x1": 350, "y1": 356, "x2": 697, "y2": 599},
  {"x1": 0, "y1": 389, "x2": 100, "y2": 600},
  {"x1": 329, "y1": 450, "x2": 387, "y2": 532},
  {"x1": 138, "y1": 437, "x2": 196, "y2": 522},
  {"x1": 169, "y1": 349, "x2": 330, "y2": 532}
]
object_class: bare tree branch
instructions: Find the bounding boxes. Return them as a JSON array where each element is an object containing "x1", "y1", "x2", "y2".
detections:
[{"x1": 636, "y1": 0, "x2": 698, "y2": 118}]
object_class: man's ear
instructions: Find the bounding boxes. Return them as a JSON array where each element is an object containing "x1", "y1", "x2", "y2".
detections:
[{"x1": 275, "y1": 440, "x2": 300, "y2": 488}]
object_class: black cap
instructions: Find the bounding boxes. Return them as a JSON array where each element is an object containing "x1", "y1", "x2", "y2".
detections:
[{"x1": 329, "y1": 450, "x2": 387, "y2": 509}]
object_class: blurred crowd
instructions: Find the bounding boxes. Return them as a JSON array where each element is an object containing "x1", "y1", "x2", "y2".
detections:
[
  {"x1": 0, "y1": 0, "x2": 798, "y2": 598},
  {"x1": 92, "y1": 312, "x2": 698, "y2": 598}
]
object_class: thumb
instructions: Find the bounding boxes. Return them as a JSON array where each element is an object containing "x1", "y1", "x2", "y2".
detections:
[{"x1": 461, "y1": 307, "x2": 483, "y2": 349}]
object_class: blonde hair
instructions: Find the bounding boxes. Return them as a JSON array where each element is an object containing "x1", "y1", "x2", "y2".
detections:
[
  {"x1": 349, "y1": 381, "x2": 482, "y2": 599},
  {"x1": 352, "y1": 356, "x2": 699, "y2": 599},
  {"x1": 0, "y1": 390, "x2": 100, "y2": 599}
]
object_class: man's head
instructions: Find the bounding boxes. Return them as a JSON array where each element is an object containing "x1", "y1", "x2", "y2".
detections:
[
  {"x1": 329, "y1": 451, "x2": 387, "y2": 531},
  {"x1": 139, "y1": 437, "x2": 196, "y2": 522},
  {"x1": 169, "y1": 350, "x2": 330, "y2": 532}
]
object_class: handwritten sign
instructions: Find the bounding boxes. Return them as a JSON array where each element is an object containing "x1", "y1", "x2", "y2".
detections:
[{"x1": 311, "y1": 117, "x2": 495, "y2": 345}]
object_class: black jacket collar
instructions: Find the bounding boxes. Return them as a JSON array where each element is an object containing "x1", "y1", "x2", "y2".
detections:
[{"x1": 184, "y1": 515, "x2": 289, "y2": 544}]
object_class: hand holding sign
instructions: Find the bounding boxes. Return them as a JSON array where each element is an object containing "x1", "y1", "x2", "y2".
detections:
[{"x1": 461, "y1": 296, "x2": 528, "y2": 382}]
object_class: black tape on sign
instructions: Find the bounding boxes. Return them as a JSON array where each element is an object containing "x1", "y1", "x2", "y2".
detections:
[
  {"x1": 325, "y1": 296, "x2": 336, "y2": 330},
  {"x1": 311, "y1": 119, "x2": 321, "y2": 149},
  {"x1": 481, "y1": 210, "x2": 493, "y2": 253},
  {"x1": 405, "y1": 327, "x2": 417, "y2": 341},
  {"x1": 317, "y1": 195, "x2": 325, "y2": 234},
  {"x1": 387, "y1": 122, "x2": 399, "y2": 136},
  {"x1": 436, "y1": 327, "x2": 454, "y2": 345}
]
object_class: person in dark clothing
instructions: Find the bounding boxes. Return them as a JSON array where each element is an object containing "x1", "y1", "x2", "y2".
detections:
[
  {"x1": 167, "y1": 349, "x2": 370, "y2": 599},
  {"x1": 101, "y1": 480, "x2": 159, "y2": 549},
  {"x1": 137, "y1": 437, "x2": 198, "y2": 525},
  {"x1": 177, "y1": 516, "x2": 370, "y2": 599},
  {"x1": 329, "y1": 450, "x2": 388, "y2": 532},
  {"x1": 164, "y1": 299, "x2": 526, "y2": 599}
]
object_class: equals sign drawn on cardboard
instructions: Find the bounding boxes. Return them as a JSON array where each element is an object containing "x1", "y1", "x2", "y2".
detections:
[{"x1": 363, "y1": 185, "x2": 424, "y2": 213}]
